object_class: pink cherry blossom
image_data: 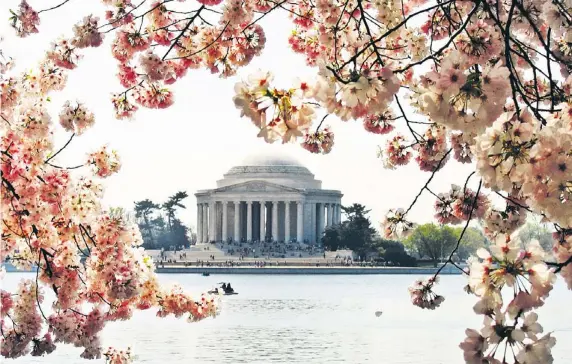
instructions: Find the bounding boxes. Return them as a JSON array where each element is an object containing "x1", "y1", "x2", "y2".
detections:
[
  {"x1": 408, "y1": 276, "x2": 444, "y2": 310},
  {"x1": 72, "y1": 15, "x2": 104, "y2": 48},
  {"x1": 4, "y1": 0, "x2": 572, "y2": 361},
  {"x1": 363, "y1": 111, "x2": 395, "y2": 134},
  {"x1": 9, "y1": 0, "x2": 40, "y2": 37},
  {"x1": 59, "y1": 101, "x2": 95, "y2": 135},
  {"x1": 87, "y1": 146, "x2": 121, "y2": 178}
]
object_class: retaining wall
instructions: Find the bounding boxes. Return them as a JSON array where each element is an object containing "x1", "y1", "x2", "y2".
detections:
[{"x1": 156, "y1": 266, "x2": 461, "y2": 275}]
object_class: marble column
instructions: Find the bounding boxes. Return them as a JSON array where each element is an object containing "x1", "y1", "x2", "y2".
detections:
[
  {"x1": 327, "y1": 203, "x2": 333, "y2": 226},
  {"x1": 234, "y1": 201, "x2": 240, "y2": 242},
  {"x1": 259, "y1": 201, "x2": 265, "y2": 242},
  {"x1": 208, "y1": 201, "x2": 215, "y2": 242},
  {"x1": 333, "y1": 204, "x2": 339, "y2": 224},
  {"x1": 317, "y1": 203, "x2": 325, "y2": 241},
  {"x1": 310, "y1": 202, "x2": 316, "y2": 243},
  {"x1": 332, "y1": 204, "x2": 337, "y2": 224},
  {"x1": 337, "y1": 203, "x2": 342, "y2": 223},
  {"x1": 202, "y1": 204, "x2": 208, "y2": 243},
  {"x1": 222, "y1": 201, "x2": 228, "y2": 242},
  {"x1": 272, "y1": 201, "x2": 278, "y2": 241},
  {"x1": 204, "y1": 204, "x2": 208, "y2": 243},
  {"x1": 296, "y1": 201, "x2": 303, "y2": 242},
  {"x1": 197, "y1": 204, "x2": 203, "y2": 243},
  {"x1": 246, "y1": 201, "x2": 253, "y2": 242},
  {"x1": 284, "y1": 201, "x2": 291, "y2": 242}
]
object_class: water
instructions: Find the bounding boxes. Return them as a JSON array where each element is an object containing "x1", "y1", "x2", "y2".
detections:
[{"x1": 3, "y1": 273, "x2": 572, "y2": 363}]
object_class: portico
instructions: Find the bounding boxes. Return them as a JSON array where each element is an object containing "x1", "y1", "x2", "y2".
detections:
[{"x1": 195, "y1": 154, "x2": 343, "y2": 244}]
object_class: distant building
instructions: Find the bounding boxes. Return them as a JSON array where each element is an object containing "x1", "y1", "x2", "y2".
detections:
[{"x1": 195, "y1": 152, "x2": 343, "y2": 244}]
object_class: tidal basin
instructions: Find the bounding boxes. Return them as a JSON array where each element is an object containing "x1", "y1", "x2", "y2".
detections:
[{"x1": 4, "y1": 274, "x2": 572, "y2": 364}]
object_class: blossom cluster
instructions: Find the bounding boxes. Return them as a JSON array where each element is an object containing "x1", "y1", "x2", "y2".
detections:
[
  {"x1": 408, "y1": 276, "x2": 444, "y2": 310},
  {"x1": 87, "y1": 146, "x2": 122, "y2": 178},
  {"x1": 475, "y1": 108, "x2": 572, "y2": 229},
  {"x1": 233, "y1": 71, "x2": 316, "y2": 145},
  {"x1": 459, "y1": 235, "x2": 558, "y2": 363},
  {"x1": 2, "y1": 3, "x2": 222, "y2": 360},
  {"x1": 59, "y1": 100, "x2": 95, "y2": 135},
  {"x1": 5, "y1": 0, "x2": 572, "y2": 361},
  {"x1": 554, "y1": 229, "x2": 572, "y2": 290},
  {"x1": 412, "y1": 54, "x2": 511, "y2": 135},
  {"x1": 103, "y1": 0, "x2": 269, "y2": 118},
  {"x1": 104, "y1": 347, "x2": 133, "y2": 364}
]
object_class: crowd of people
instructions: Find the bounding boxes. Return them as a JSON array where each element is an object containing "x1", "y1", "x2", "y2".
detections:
[
  {"x1": 152, "y1": 241, "x2": 393, "y2": 268},
  {"x1": 215, "y1": 238, "x2": 323, "y2": 259}
]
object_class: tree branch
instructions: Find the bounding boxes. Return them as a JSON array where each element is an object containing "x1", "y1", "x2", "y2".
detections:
[
  {"x1": 45, "y1": 133, "x2": 75, "y2": 164},
  {"x1": 38, "y1": 0, "x2": 72, "y2": 14},
  {"x1": 162, "y1": 5, "x2": 204, "y2": 61},
  {"x1": 433, "y1": 179, "x2": 483, "y2": 277}
]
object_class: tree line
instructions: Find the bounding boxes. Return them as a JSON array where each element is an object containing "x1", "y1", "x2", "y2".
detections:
[
  {"x1": 322, "y1": 203, "x2": 418, "y2": 266},
  {"x1": 322, "y1": 204, "x2": 553, "y2": 267},
  {"x1": 134, "y1": 191, "x2": 193, "y2": 250}
]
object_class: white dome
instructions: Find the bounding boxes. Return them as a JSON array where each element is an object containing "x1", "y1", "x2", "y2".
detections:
[
  {"x1": 218, "y1": 150, "x2": 320, "y2": 189},
  {"x1": 240, "y1": 153, "x2": 304, "y2": 167}
]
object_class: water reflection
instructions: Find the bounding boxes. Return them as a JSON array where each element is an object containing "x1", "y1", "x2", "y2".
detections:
[{"x1": 3, "y1": 274, "x2": 571, "y2": 363}]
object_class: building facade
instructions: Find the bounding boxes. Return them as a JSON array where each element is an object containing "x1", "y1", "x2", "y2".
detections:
[{"x1": 195, "y1": 153, "x2": 343, "y2": 244}]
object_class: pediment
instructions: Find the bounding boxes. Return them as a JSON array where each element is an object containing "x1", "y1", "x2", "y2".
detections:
[{"x1": 214, "y1": 180, "x2": 301, "y2": 193}]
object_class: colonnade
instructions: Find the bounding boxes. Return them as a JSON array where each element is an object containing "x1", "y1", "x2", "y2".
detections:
[{"x1": 196, "y1": 200, "x2": 342, "y2": 244}]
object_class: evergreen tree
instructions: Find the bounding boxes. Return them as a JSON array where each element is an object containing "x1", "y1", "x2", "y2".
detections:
[
  {"x1": 134, "y1": 199, "x2": 159, "y2": 247},
  {"x1": 322, "y1": 203, "x2": 376, "y2": 259}
]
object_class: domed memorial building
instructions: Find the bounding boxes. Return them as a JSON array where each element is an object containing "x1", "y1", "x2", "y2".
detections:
[{"x1": 195, "y1": 152, "x2": 343, "y2": 245}]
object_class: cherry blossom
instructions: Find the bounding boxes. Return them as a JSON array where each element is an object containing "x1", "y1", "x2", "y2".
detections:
[
  {"x1": 362, "y1": 111, "x2": 395, "y2": 135},
  {"x1": 413, "y1": 125, "x2": 449, "y2": 172},
  {"x1": 72, "y1": 15, "x2": 104, "y2": 48},
  {"x1": 4, "y1": 0, "x2": 572, "y2": 361},
  {"x1": 301, "y1": 127, "x2": 335, "y2": 154},
  {"x1": 87, "y1": 146, "x2": 121, "y2": 178},
  {"x1": 1, "y1": 36, "x2": 218, "y2": 361},
  {"x1": 460, "y1": 232, "x2": 559, "y2": 363},
  {"x1": 59, "y1": 101, "x2": 95, "y2": 135},
  {"x1": 408, "y1": 276, "x2": 445, "y2": 310},
  {"x1": 104, "y1": 347, "x2": 133, "y2": 364},
  {"x1": 380, "y1": 135, "x2": 413, "y2": 169},
  {"x1": 382, "y1": 208, "x2": 416, "y2": 239},
  {"x1": 8, "y1": 0, "x2": 39, "y2": 38}
]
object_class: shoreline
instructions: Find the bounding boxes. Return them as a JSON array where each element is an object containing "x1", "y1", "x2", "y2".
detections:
[
  {"x1": 155, "y1": 265, "x2": 462, "y2": 275},
  {"x1": 3, "y1": 263, "x2": 463, "y2": 275}
]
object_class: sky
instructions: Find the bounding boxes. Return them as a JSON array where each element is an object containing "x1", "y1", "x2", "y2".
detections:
[{"x1": 1, "y1": 0, "x2": 482, "y2": 232}]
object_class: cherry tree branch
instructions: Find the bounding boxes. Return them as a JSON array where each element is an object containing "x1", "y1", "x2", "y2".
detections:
[
  {"x1": 45, "y1": 162, "x2": 85, "y2": 170},
  {"x1": 404, "y1": 148, "x2": 453, "y2": 215},
  {"x1": 547, "y1": 256, "x2": 572, "y2": 273},
  {"x1": 162, "y1": 5, "x2": 204, "y2": 61},
  {"x1": 45, "y1": 133, "x2": 75, "y2": 164},
  {"x1": 35, "y1": 252, "x2": 49, "y2": 322},
  {"x1": 315, "y1": 114, "x2": 330, "y2": 132},
  {"x1": 244, "y1": 0, "x2": 289, "y2": 30},
  {"x1": 166, "y1": 21, "x2": 230, "y2": 61},
  {"x1": 433, "y1": 179, "x2": 483, "y2": 277},
  {"x1": 38, "y1": 0, "x2": 72, "y2": 14},
  {"x1": 336, "y1": 0, "x2": 457, "y2": 71}
]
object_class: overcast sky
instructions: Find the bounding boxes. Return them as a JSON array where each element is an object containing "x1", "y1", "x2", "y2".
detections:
[{"x1": 1, "y1": 0, "x2": 481, "y2": 231}]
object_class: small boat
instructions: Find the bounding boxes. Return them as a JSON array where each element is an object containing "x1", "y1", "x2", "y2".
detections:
[
  {"x1": 207, "y1": 288, "x2": 238, "y2": 295},
  {"x1": 202, "y1": 272, "x2": 210, "y2": 276}
]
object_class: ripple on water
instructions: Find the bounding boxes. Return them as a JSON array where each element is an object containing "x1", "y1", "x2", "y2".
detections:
[{"x1": 3, "y1": 273, "x2": 572, "y2": 364}]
